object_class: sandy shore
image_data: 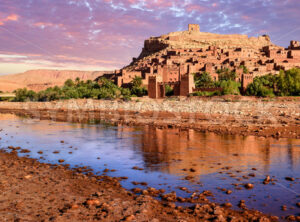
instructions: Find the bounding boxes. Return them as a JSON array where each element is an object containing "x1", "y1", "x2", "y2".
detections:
[
  {"x1": 0, "y1": 148, "x2": 279, "y2": 222},
  {"x1": 0, "y1": 96, "x2": 299, "y2": 139}
]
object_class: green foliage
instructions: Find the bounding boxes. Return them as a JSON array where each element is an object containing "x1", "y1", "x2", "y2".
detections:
[
  {"x1": 130, "y1": 76, "x2": 147, "y2": 97},
  {"x1": 194, "y1": 72, "x2": 216, "y2": 88},
  {"x1": 14, "y1": 88, "x2": 37, "y2": 102},
  {"x1": 276, "y1": 68, "x2": 300, "y2": 96},
  {"x1": 217, "y1": 68, "x2": 237, "y2": 81},
  {"x1": 246, "y1": 68, "x2": 300, "y2": 97},
  {"x1": 192, "y1": 91, "x2": 221, "y2": 97},
  {"x1": 218, "y1": 80, "x2": 241, "y2": 95},
  {"x1": 13, "y1": 77, "x2": 133, "y2": 102},
  {"x1": 239, "y1": 65, "x2": 249, "y2": 74},
  {"x1": 131, "y1": 76, "x2": 143, "y2": 88},
  {"x1": 165, "y1": 85, "x2": 174, "y2": 96}
]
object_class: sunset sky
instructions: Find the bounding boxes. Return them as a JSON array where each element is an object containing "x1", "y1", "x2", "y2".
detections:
[{"x1": 0, "y1": 0, "x2": 299, "y2": 75}]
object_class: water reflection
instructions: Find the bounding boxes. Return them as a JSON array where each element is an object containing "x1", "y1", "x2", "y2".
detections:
[
  {"x1": 139, "y1": 126, "x2": 300, "y2": 176},
  {"x1": 0, "y1": 113, "x2": 299, "y2": 218}
]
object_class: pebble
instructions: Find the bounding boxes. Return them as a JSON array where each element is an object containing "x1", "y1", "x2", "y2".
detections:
[
  {"x1": 124, "y1": 215, "x2": 135, "y2": 221},
  {"x1": 285, "y1": 177, "x2": 295, "y2": 181},
  {"x1": 85, "y1": 199, "x2": 100, "y2": 206},
  {"x1": 244, "y1": 183, "x2": 254, "y2": 189}
]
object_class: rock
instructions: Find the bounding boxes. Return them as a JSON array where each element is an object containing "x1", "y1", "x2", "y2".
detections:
[
  {"x1": 238, "y1": 200, "x2": 246, "y2": 208},
  {"x1": 248, "y1": 173, "x2": 255, "y2": 177},
  {"x1": 263, "y1": 176, "x2": 270, "y2": 184},
  {"x1": 226, "y1": 190, "x2": 232, "y2": 194},
  {"x1": 85, "y1": 199, "x2": 100, "y2": 206},
  {"x1": 285, "y1": 177, "x2": 295, "y2": 181},
  {"x1": 190, "y1": 168, "x2": 196, "y2": 172},
  {"x1": 286, "y1": 215, "x2": 296, "y2": 221},
  {"x1": 244, "y1": 183, "x2": 254, "y2": 189},
  {"x1": 70, "y1": 204, "x2": 79, "y2": 210},
  {"x1": 58, "y1": 159, "x2": 65, "y2": 163},
  {"x1": 24, "y1": 175, "x2": 32, "y2": 179},
  {"x1": 222, "y1": 202, "x2": 232, "y2": 208},
  {"x1": 20, "y1": 149, "x2": 30, "y2": 153},
  {"x1": 281, "y1": 205, "x2": 287, "y2": 211},
  {"x1": 37, "y1": 151, "x2": 43, "y2": 154},
  {"x1": 124, "y1": 215, "x2": 135, "y2": 221}
]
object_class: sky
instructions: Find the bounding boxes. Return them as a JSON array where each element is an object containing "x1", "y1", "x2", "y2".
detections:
[{"x1": 0, "y1": 0, "x2": 299, "y2": 75}]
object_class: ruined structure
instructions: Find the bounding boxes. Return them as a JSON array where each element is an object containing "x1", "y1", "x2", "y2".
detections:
[{"x1": 111, "y1": 25, "x2": 300, "y2": 98}]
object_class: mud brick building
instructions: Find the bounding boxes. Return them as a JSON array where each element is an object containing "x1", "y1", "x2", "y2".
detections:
[{"x1": 109, "y1": 25, "x2": 300, "y2": 98}]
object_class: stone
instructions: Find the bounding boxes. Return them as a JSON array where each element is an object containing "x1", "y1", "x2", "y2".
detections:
[{"x1": 244, "y1": 183, "x2": 254, "y2": 189}]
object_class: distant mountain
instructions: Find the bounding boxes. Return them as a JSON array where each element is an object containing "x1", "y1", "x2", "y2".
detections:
[{"x1": 0, "y1": 69, "x2": 111, "y2": 92}]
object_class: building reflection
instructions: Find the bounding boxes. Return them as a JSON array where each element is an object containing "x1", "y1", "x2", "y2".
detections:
[{"x1": 137, "y1": 126, "x2": 300, "y2": 176}]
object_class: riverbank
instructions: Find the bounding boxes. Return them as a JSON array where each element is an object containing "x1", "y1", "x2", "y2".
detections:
[
  {"x1": 0, "y1": 148, "x2": 279, "y2": 221},
  {"x1": 0, "y1": 96, "x2": 299, "y2": 139}
]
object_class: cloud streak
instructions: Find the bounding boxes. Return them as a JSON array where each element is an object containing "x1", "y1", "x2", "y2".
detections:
[{"x1": 0, "y1": 0, "x2": 299, "y2": 74}]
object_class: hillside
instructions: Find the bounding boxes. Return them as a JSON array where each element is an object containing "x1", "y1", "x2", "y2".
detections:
[{"x1": 0, "y1": 70, "x2": 111, "y2": 92}]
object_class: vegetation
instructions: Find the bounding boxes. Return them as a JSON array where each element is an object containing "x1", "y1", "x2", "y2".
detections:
[
  {"x1": 7, "y1": 68, "x2": 300, "y2": 102},
  {"x1": 194, "y1": 70, "x2": 240, "y2": 96},
  {"x1": 216, "y1": 68, "x2": 237, "y2": 81},
  {"x1": 239, "y1": 65, "x2": 249, "y2": 74},
  {"x1": 13, "y1": 78, "x2": 133, "y2": 102},
  {"x1": 217, "y1": 80, "x2": 241, "y2": 95},
  {"x1": 246, "y1": 68, "x2": 300, "y2": 97},
  {"x1": 165, "y1": 85, "x2": 174, "y2": 96},
  {"x1": 194, "y1": 68, "x2": 300, "y2": 97},
  {"x1": 194, "y1": 72, "x2": 215, "y2": 88},
  {"x1": 130, "y1": 76, "x2": 147, "y2": 97}
]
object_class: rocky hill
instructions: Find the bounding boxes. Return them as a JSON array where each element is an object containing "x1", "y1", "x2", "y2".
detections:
[
  {"x1": 138, "y1": 26, "x2": 281, "y2": 59},
  {"x1": 0, "y1": 70, "x2": 110, "y2": 92}
]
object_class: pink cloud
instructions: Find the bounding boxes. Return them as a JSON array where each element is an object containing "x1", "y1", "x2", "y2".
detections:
[{"x1": 0, "y1": 13, "x2": 19, "y2": 25}]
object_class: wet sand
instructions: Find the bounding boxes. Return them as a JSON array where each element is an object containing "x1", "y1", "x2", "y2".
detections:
[{"x1": 0, "y1": 148, "x2": 279, "y2": 222}]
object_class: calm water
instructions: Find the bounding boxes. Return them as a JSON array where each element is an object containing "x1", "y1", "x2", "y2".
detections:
[{"x1": 0, "y1": 113, "x2": 299, "y2": 219}]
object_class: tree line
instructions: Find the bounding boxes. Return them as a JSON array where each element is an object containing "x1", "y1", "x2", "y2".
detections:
[
  {"x1": 193, "y1": 68, "x2": 300, "y2": 97},
  {"x1": 4, "y1": 68, "x2": 300, "y2": 102}
]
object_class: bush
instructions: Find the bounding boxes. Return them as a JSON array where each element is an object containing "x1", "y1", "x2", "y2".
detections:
[
  {"x1": 165, "y1": 85, "x2": 174, "y2": 96},
  {"x1": 192, "y1": 91, "x2": 221, "y2": 97},
  {"x1": 217, "y1": 68, "x2": 237, "y2": 81},
  {"x1": 246, "y1": 68, "x2": 300, "y2": 97},
  {"x1": 14, "y1": 88, "x2": 37, "y2": 102},
  {"x1": 130, "y1": 76, "x2": 147, "y2": 97},
  {"x1": 13, "y1": 77, "x2": 134, "y2": 102},
  {"x1": 194, "y1": 72, "x2": 215, "y2": 88},
  {"x1": 218, "y1": 80, "x2": 241, "y2": 95}
]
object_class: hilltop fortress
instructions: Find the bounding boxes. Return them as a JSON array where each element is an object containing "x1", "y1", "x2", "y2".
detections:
[{"x1": 110, "y1": 24, "x2": 300, "y2": 98}]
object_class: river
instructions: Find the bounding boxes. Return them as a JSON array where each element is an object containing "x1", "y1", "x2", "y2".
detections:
[{"x1": 0, "y1": 113, "x2": 299, "y2": 219}]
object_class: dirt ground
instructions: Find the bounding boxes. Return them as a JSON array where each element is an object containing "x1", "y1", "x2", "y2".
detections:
[{"x1": 0, "y1": 149, "x2": 280, "y2": 222}]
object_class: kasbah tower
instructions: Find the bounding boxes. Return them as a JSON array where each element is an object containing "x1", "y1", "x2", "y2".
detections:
[{"x1": 106, "y1": 24, "x2": 300, "y2": 98}]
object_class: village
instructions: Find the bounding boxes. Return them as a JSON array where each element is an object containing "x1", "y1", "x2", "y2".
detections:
[{"x1": 109, "y1": 24, "x2": 300, "y2": 98}]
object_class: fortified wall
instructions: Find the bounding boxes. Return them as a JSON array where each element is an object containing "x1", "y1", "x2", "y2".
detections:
[{"x1": 110, "y1": 25, "x2": 300, "y2": 98}]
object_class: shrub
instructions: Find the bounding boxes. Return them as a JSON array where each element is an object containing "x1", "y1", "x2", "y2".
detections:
[
  {"x1": 130, "y1": 76, "x2": 147, "y2": 97},
  {"x1": 194, "y1": 72, "x2": 215, "y2": 88},
  {"x1": 14, "y1": 88, "x2": 37, "y2": 102},
  {"x1": 165, "y1": 85, "x2": 174, "y2": 96},
  {"x1": 218, "y1": 80, "x2": 240, "y2": 95}
]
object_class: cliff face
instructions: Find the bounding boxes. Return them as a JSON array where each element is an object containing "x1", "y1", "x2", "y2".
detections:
[
  {"x1": 0, "y1": 70, "x2": 110, "y2": 92},
  {"x1": 138, "y1": 29, "x2": 280, "y2": 59}
]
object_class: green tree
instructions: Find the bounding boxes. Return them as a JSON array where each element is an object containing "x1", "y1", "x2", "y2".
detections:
[
  {"x1": 194, "y1": 72, "x2": 215, "y2": 88},
  {"x1": 217, "y1": 68, "x2": 237, "y2": 81},
  {"x1": 130, "y1": 76, "x2": 147, "y2": 97}
]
